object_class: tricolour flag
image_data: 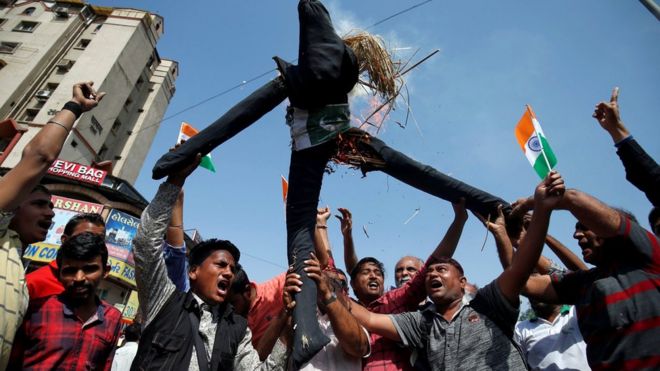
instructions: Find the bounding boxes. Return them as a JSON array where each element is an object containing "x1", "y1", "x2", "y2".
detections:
[
  {"x1": 177, "y1": 122, "x2": 216, "y2": 173},
  {"x1": 514, "y1": 105, "x2": 557, "y2": 179}
]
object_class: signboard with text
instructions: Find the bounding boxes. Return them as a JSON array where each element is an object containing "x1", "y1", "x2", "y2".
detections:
[
  {"x1": 24, "y1": 196, "x2": 104, "y2": 263},
  {"x1": 47, "y1": 159, "x2": 107, "y2": 186},
  {"x1": 105, "y1": 209, "x2": 139, "y2": 286}
]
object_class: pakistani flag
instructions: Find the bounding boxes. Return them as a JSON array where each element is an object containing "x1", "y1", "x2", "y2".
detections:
[
  {"x1": 178, "y1": 122, "x2": 216, "y2": 173},
  {"x1": 514, "y1": 105, "x2": 557, "y2": 179}
]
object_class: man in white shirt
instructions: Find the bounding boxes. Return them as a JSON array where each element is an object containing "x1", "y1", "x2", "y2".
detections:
[
  {"x1": 514, "y1": 300, "x2": 589, "y2": 371},
  {"x1": 111, "y1": 323, "x2": 140, "y2": 371}
]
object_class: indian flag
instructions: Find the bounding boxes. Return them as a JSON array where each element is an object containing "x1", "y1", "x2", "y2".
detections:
[
  {"x1": 177, "y1": 122, "x2": 216, "y2": 173},
  {"x1": 514, "y1": 105, "x2": 557, "y2": 179}
]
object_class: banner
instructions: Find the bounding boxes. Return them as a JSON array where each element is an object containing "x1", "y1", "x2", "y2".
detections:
[
  {"x1": 121, "y1": 290, "x2": 139, "y2": 322},
  {"x1": 47, "y1": 159, "x2": 108, "y2": 186},
  {"x1": 24, "y1": 196, "x2": 104, "y2": 263},
  {"x1": 22, "y1": 242, "x2": 60, "y2": 263},
  {"x1": 107, "y1": 256, "x2": 136, "y2": 286},
  {"x1": 105, "y1": 209, "x2": 140, "y2": 266}
]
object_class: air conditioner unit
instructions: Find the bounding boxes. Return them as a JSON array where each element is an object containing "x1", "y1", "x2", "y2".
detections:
[
  {"x1": 35, "y1": 90, "x2": 52, "y2": 101},
  {"x1": 56, "y1": 59, "x2": 74, "y2": 71},
  {"x1": 53, "y1": 6, "x2": 69, "y2": 18}
]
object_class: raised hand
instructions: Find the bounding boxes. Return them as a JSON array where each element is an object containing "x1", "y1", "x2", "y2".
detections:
[
  {"x1": 71, "y1": 81, "x2": 106, "y2": 112},
  {"x1": 335, "y1": 207, "x2": 352, "y2": 236},
  {"x1": 534, "y1": 171, "x2": 565, "y2": 211}
]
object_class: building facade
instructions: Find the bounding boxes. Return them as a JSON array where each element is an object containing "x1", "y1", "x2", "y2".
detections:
[
  {"x1": 0, "y1": 0, "x2": 177, "y2": 184},
  {"x1": 0, "y1": 0, "x2": 179, "y2": 321}
]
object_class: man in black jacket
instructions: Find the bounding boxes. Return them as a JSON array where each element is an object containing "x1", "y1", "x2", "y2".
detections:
[{"x1": 132, "y1": 155, "x2": 287, "y2": 371}]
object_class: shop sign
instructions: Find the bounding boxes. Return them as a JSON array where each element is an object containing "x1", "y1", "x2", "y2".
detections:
[{"x1": 47, "y1": 159, "x2": 107, "y2": 186}]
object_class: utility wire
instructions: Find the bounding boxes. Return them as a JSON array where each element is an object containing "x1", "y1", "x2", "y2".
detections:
[{"x1": 143, "y1": 0, "x2": 434, "y2": 128}]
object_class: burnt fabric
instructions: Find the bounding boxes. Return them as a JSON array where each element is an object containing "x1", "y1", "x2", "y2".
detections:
[
  {"x1": 151, "y1": 77, "x2": 288, "y2": 180},
  {"x1": 360, "y1": 135, "x2": 511, "y2": 217}
]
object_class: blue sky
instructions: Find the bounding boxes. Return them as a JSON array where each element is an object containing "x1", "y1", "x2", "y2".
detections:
[{"x1": 98, "y1": 1, "x2": 659, "y2": 289}]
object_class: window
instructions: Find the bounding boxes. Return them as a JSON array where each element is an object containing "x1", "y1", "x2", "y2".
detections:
[
  {"x1": 74, "y1": 39, "x2": 90, "y2": 50},
  {"x1": 53, "y1": 6, "x2": 69, "y2": 19},
  {"x1": 0, "y1": 18, "x2": 7, "y2": 28},
  {"x1": 111, "y1": 119, "x2": 121, "y2": 134},
  {"x1": 71, "y1": 140, "x2": 78, "y2": 148},
  {"x1": 0, "y1": 42, "x2": 19, "y2": 54},
  {"x1": 92, "y1": 23, "x2": 102, "y2": 33},
  {"x1": 13, "y1": 21, "x2": 38, "y2": 33},
  {"x1": 21, "y1": 109, "x2": 39, "y2": 122},
  {"x1": 22, "y1": 7, "x2": 36, "y2": 16},
  {"x1": 90, "y1": 116, "x2": 103, "y2": 135},
  {"x1": 97, "y1": 144, "x2": 108, "y2": 158},
  {"x1": 0, "y1": 59, "x2": 6, "y2": 70}
]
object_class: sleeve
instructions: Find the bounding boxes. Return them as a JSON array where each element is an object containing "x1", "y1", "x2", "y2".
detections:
[
  {"x1": 389, "y1": 310, "x2": 426, "y2": 349},
  {"x1": 550, "y1": 270, "x2": 588, "y2": 304},
  {"x1": 163, "y1": 241, "x2": 189, "y2": 292},
  {"x1": 513, "y1": 322, "x2": 526, "y2": 349},
  {"x1": 233, "y1": 328, "x2": 288, "y2": 370},
  {"x1": 615, "y1": 138, "x2": 660, "y2": 207},
  {"x1": 133, "y1": 182, "x2": 179, "y2": 328},
  {"x1": 475, "y1": 281, "x2": 519, "y2": 335},
  {"x1": 617, "y1": 215, "x2": 660, "y2": 269},
  {"x1": 381, "y1": 265, "x2": 428, "y2": 312}
]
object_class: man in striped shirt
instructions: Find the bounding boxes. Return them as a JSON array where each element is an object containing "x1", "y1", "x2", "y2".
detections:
[{"x1": 521, "y1": 188, "x2": 660, "y2": 370}]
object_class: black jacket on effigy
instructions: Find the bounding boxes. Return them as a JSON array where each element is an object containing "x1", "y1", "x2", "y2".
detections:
[{"x1": 130, "y1": 290, "x2": 247, "y2": 371}]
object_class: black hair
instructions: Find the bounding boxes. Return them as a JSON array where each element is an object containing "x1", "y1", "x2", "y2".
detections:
[
  {"x1": 56, "y1": 232, "x2": 108, "y2": 267},
  {"x1": 188, "y1": 238, "x2": 240, "y2": 269},
  {"x1": 431, "y1": 256, "x2": 465, "y2": 276},
  {"x1": 31, "y1": 184, "x2": 51, "y2": 196},
  {"x1": 648, "y1": 207, "x2": 659, "y2": 231},
  {"x1": 63, "y1": 213, "x2": 105, "y2": 237},
  {"x1": 350, "y1": 257, "x2": 385, "y2": 281},
  {"x1": 123, "y1": 323, "x2": 141, "y2": 342},
  {"x1": 230, "y1": 263, "x2": 250, "y2": 294}
]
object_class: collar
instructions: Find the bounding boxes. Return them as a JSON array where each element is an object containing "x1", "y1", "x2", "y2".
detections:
[
  {"x1": 529, "y1": 305, "x2": 572, "y2": 322},
  {"x1": 423, "y1": 300, "x2": 468, "y2": 322},
  {"x1": 60, "y1": 295, "x2": 106, "y2": 325}
]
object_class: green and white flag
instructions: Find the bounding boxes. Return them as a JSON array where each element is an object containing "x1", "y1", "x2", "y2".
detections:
[{"x1": 178, "y1": 122, "x2": 216, "y2": 173}]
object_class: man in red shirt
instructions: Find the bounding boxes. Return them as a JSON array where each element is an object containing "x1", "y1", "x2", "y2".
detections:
[
  {"x1": 26, "y1": 213, "x2": 105, "y2": 300},
  {"x1": 9, "y1": 232, "x2": 121, "y2": 370}
]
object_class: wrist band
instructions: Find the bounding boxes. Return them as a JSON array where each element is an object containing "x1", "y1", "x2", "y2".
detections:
[
  {"x1": 316, "y1": 225, "x2": 327, "y2": 229},
  {"x1": 46, "y1": 120, "x2": 70, "y2": 133},
  {"x1": 62, "y1": 101, "x2": 83, "y2": 119},
  {"x1": 168, "y1": 225, "x2": 183, "y2": 229},
  {"x1": 321, "y1": 292, "x2": 337, "y2": 306}
]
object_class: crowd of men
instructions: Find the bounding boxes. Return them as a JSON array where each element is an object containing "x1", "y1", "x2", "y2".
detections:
[{"x1": 1, "y1": 0, "x2": 659, "y2": 370}]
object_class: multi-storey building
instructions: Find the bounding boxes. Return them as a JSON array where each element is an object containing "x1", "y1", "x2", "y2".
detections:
[{"x1": 0, "y1": 0, "x2": 179, "y2": 319}]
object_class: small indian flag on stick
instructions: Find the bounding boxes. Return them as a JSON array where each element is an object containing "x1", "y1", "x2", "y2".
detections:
[
  {"x1": 178, "y1": 122, "x2": 216, "y2": 173},
  {"x1": 514, "y1": 105, "x2": 557, "y2": 179}
]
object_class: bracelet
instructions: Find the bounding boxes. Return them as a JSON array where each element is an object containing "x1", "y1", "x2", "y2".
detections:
[
  {"x1": 62, "y1": 101, "x2": 83, "y2": 119},
  {"x1": 46, "y1": 120, "x2": 70, "y2": 133},
  {"x1": 168, "y1": 225, "x2": 183, "y2": 229},
  {"x1": 321, "y1": 292, "x2": 337, "y2": 306},
  {"x1": 316, "y1": 225, "x2": 327, "y2": 229}
]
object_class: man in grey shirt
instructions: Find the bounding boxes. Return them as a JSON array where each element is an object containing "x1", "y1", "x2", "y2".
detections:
[
  {"x1": 351, "y1": 172, "x2": 566, "y2": 370},
  {"x1": 132, "y1": 155, "x2": 287, "y2": 370}
]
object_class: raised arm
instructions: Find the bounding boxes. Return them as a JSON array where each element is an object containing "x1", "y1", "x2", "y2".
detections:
[
  {"x1": 483, "y1": 204, "x2": 515, "y2": 270},
  {"x1": 593, "y1": 87, "x2": 659, "y2": 206},
  {"x1": 0, "y1": 82, "x2": 104, "y2": 211},
  {"x1": 133, "y1": 154, "x2": 200, "y2": 327},
  {"x1": 304, "y1": 253, "x2": 370, "y2": 358},
  {"x1": 163, "y1": 188, "x2": 189, "y2": 292},
  {"x1": 428, "y1": 199, "x2": 469, "y2": 264},
  {"x1": 314, "y1": 207, "x2": 332, "y2": 267},
  {"x1": 336, "y1": 208, "x2": 358, "y2": 274},
  {"x1": 497, "y1": 171, "x2": 565, "y2": 305},
  {"x1": 544, "y1": 234, "x2": 588, "y2": 271}
]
